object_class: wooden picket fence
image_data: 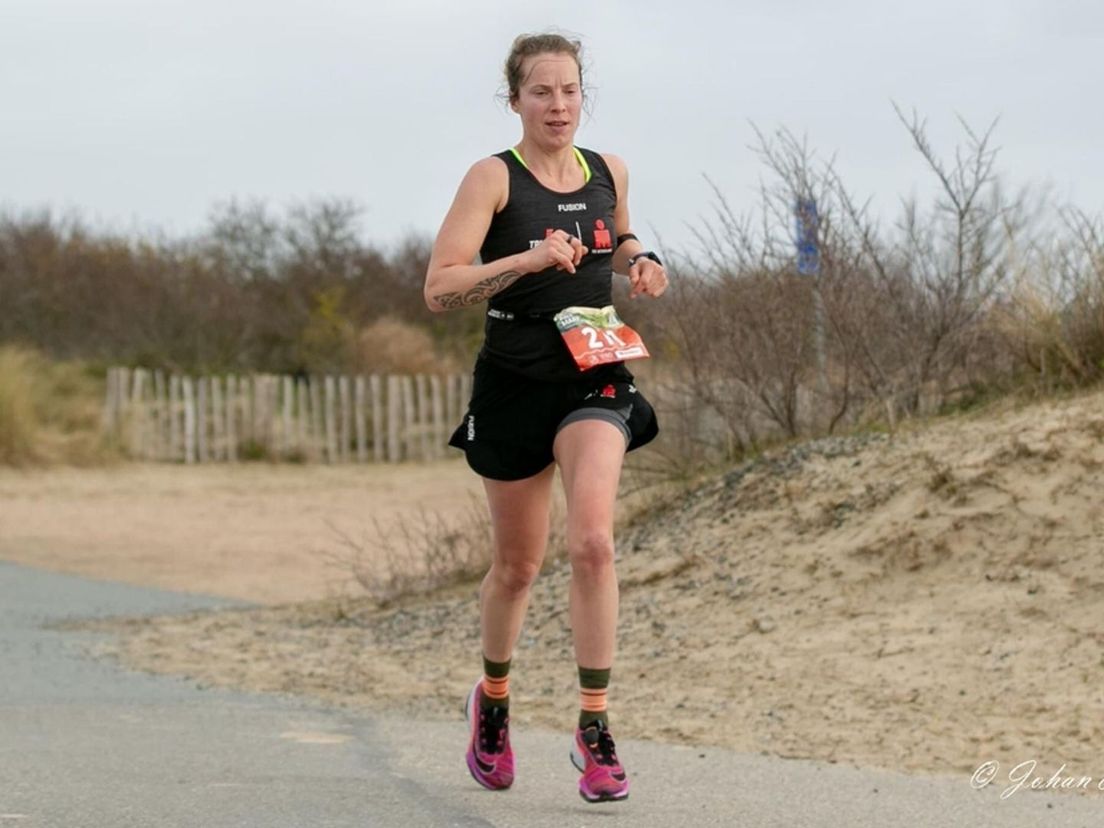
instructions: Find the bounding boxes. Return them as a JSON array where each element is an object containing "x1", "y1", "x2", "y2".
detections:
[{"x1": 101, "y1": 368, "x2": 471, "y2": 464}]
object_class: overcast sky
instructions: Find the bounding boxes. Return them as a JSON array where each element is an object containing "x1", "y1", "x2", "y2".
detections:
[{"x1": 2, "y1": 0, "x2": 1101, "y2": 254}]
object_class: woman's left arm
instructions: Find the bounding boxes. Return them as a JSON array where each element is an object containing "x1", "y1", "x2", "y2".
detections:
[{"x1": 602, "y1": 153, "x2": 668, "y2": 300}]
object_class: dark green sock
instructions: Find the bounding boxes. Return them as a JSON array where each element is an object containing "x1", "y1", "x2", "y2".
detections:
[
  {"x1": 481, "y1": 655, "x2": 511, "y2": 711},
  {"x1": 578, "y1": 665, "x2": 611, "y2": 729}
]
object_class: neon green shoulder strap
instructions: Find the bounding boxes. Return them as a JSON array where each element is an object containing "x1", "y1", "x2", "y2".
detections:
[{"x1": 508, "y1": 147, "x2": 591, "y2": 184}]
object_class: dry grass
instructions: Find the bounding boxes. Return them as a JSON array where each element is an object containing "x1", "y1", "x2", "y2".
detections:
[
  {"x1": 0, "y1": 345, "x2": 119, "y2": 467},
  {"x1": 994, "y1": 239, "x2": 1104, "y2": 388},
  {"x1": 0, "y1": 347, "x2": 40, "y2": 465},
  {"x1": 324, "y1": 492, "x2": 569, "y2": 606}
]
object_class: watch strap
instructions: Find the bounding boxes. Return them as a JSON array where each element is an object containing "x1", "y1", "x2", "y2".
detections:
[{"x1": 628, "y1": 250, "x2": 662, "y2": 268}]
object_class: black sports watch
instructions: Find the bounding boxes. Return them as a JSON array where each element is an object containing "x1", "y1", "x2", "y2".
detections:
[{"x1": 627, "y1": 250, "x2": 662, "y2": 268}]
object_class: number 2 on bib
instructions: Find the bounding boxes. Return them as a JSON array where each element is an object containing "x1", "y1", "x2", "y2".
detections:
[{"x1": 582, "y1": 325, "x2": 628, "y2": 350}]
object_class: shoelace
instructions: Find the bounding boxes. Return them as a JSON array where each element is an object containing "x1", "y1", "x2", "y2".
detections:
[
  {"x1": 479, "y1": 706, "x2": 509, "y2": 754},
  {"x1": 583, "y1": 725, "x2": 619, "y2": 766}
]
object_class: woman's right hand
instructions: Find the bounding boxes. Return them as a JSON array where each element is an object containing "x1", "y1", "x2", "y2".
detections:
[{"x1": 524, "y1": 229, "x2": 588, "y2": 274}]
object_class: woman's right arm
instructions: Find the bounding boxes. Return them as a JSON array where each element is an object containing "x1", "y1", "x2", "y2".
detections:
[{"x1": 424, "y1": 158, "x2": 586, "y2": 313}]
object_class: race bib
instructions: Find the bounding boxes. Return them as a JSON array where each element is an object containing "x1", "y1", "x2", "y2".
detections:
[{"x1": 553, "y1": 305, "x2": 650, "y2": 371}]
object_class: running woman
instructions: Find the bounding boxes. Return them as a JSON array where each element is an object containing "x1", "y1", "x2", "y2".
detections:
[{"x1": 424, "y1": 32, "x2": 668, "y2": 804}]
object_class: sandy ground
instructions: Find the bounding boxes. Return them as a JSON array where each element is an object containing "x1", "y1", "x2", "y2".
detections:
[
  {"x1": 7, "y1": 389, "x2": 1104, "y2": 793},
  {"x1": 0, "y1": 461, "x2": 487, "y2": 604}
]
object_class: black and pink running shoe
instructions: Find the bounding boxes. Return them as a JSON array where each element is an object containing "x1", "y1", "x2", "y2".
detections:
[
  {"x1": 463, "y1": 679, "x2": 514, "y2": 790},
  {"x1": 570, "y1": 720, "x2": 630, "y2": 803}
]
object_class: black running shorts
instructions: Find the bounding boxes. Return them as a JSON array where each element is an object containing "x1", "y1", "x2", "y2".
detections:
[{"x1": 447, "y1": 357, "x2": 659, "y2": 481}]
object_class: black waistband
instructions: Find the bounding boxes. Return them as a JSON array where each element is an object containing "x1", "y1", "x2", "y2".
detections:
[{"x1": 487, "y1": 307, "x2": 558, "y2": 322}]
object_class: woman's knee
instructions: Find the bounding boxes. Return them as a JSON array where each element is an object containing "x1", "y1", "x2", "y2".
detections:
[
  {"x1": 568, "y1": 530, "x2": 615, "y2": 574},
  {"x1": 488, "y1": 554, "x2": 543, "y2": 595}
]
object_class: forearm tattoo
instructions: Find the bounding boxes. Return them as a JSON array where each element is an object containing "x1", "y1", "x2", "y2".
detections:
[{"x1": 433, "y1": 270, "x2": 522, "y2": 309}]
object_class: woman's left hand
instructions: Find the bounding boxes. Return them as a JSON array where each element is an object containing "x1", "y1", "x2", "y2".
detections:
[{"x1": 628, "y1": 259, "x2": 668, "y2": 299}]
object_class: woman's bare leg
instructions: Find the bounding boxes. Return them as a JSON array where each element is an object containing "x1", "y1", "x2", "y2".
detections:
[
  {"x1": 552, "y1": 421, "x2": 627, "y2": 670},
  {"x1": 479, "y1": 463, "x2": 556, "y2": 662}
]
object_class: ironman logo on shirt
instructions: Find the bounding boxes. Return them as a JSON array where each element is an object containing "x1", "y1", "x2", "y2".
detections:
[{"x1": 528, "y1": 218, "x2": 614, "y2": 254}]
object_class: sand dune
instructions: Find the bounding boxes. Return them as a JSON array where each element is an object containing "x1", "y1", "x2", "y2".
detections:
[{"x1": 14, "y1": 386, "x2": 1104, "y2": 786}]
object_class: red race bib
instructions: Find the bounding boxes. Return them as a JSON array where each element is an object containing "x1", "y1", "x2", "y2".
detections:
[{"x1": 553, "y1": 305, "x2": 650, "y2": 371}]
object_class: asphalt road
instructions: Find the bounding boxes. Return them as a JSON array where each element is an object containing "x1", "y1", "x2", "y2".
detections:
[{"x1": 0, "y1": 560, "x2": 1099, "y2": 827}]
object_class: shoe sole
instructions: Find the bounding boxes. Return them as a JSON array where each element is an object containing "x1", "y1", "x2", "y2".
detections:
[{"x1": 580, "y1": 789, "x2": 630, "y2": 803}]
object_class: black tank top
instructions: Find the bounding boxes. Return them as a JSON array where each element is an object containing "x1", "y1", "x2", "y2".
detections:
[{"x1": 477, "y1": 146, "x2": 624, "y2": 382}]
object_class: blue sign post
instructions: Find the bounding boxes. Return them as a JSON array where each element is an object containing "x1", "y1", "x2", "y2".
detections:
[
  {"x1": 794, "y1": 197, "x2": 827, "y2": 406},
  {"x1": 795, "y1": 197, "x2": 819, "y2": 276}
]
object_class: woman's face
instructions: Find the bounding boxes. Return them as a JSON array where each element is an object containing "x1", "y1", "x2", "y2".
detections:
[{"x1": 511, "y1": 52, "x2": 582, "y2": 150}]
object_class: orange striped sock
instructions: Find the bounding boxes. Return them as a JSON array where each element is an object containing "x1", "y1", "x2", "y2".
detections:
[
  {"x1": 578, "y1": 666, "x2": 610, "y2": 728},
  {"x1": 481, "y1": 655, "x2": 510, "y2": 711}
]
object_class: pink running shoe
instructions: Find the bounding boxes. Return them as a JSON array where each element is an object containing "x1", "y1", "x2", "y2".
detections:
[
  {"x1": 570, "y1": 720, "x2": 630, "y2": 803},
  {"x1": 464, "y1": 679, "x2": 514, "y2": 790}
]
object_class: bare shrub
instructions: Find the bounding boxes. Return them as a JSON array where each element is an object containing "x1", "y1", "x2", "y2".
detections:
[
  {"x1": 663, "y1": 126, "x2": 855, "y2": 461},
  {"x1": 680, "y1": 266, "x2": 816, "y2": 439},
  {"x1": 656, "y1": 107, "x2": 1052, "y2": 469},
  {"x1": 352, "y1": 316, "x2": 461, "y2": 375},
  {"x1": 326, "y1": 494, "x2": 566, "y2": 606},
  {"x1": 834, "y1": 107, "x2": 1037, "y2": 417}
]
